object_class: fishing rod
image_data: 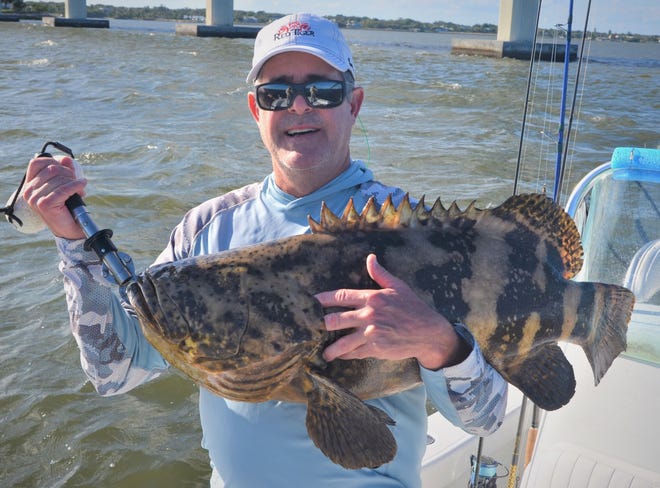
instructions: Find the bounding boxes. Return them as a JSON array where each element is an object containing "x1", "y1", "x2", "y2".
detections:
[
  {"x1": 507, "y1": 396, "x2": 529, "y2": 488},
  {"x1": 552, "y1": 0, "x2": 574, "y2": 202},
  {"x1": 557, "y1": 0, "x2": 594, "y2": 201},
  {"x1": 524, "y1": 405, "x2": 541, "y2": 467},
  {"x1": 2, "y1": 142, "x2": 136, "y2": 287},
  {"x1": 513, "y1": 0, "x2": 544, "y2": 197}
]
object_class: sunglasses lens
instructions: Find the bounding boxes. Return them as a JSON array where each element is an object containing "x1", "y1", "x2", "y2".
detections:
[
  {"x1": 256, "y1": 83, "x2": 292, "y2": 110},
  {"x1": 256, "y1": 80, "x2": 346, "y2": 111},
  {"x1": 306, "y1": 80, "x2": 345, "y2": 108}
]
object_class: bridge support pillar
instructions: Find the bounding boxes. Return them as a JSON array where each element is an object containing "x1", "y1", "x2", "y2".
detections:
[
  {"x1": 206, "y1": 0, "x2": 232, "y2": 26},
  {"x1": 65, "y1": 0, "x2": 86, "y2": 19},
  {"x1": 43, "y1": 0, "x2": 108, "y2": 28},
  {"x1": 451, "y1": 0, "x2": 576, "y2": 62},
  {"x1": 176, "y1": 0, "x2": 258, "y2": 38}
]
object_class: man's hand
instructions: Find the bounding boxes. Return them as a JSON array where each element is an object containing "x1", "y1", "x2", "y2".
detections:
[
  {"x1": 315, "y1": 254, "x2": 471, "y2": 370},
  {"x1": 23, "y1": 155, "x2": 87, "y2": 240}
]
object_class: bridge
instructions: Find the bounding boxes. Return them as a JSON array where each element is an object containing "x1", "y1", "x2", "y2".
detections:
[
  {"x1": 39, "y1": 0, "x2": 259, "y2": 36},
  {"x1": 5, "y1": 0, "x2": 574, "y2": 60}
]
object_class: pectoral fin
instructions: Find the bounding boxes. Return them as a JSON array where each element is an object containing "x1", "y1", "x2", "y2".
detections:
[{"x1": 305, "y1": 371, "x2": 396, "y2": 469}]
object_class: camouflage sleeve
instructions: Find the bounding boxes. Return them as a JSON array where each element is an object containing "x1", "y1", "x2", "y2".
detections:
[
  {"x1": 56, "y1": 238, "x2": 168, "y2": 396},
  {"x1": 420, "y1": 325, "x2": 507, "y2": 436}
]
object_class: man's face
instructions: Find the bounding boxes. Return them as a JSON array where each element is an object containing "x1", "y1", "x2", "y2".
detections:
[{"x1": 248, "y1": 52, "x2": 364, "y2": 197}]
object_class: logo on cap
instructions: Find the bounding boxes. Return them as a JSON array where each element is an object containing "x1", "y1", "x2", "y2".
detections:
[{"x1": 274, "y1": 20, "x2": 314, "y2": 40}]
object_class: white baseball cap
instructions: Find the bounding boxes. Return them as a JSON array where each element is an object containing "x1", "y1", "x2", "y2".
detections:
[{"x1": 247, "y1": 13, "x2": 355, "y2": 83}]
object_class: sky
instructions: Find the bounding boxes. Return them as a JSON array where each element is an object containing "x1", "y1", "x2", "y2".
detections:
[{"x1": 104, "y1": 0, "x2": 659, "y2": 36}]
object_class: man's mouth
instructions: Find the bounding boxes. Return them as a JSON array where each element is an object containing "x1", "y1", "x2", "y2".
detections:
[{"x1": 286, "y1": 128, "x2": 319, "y2": 137}]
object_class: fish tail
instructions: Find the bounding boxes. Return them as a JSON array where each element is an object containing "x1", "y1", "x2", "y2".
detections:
[{"x1": 578, "y1": 282, "x2": 634, "y2": 385}]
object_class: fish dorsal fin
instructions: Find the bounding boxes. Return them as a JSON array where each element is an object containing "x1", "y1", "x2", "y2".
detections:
[
  {"x1": 308, "y1": 193, "x2": 472, "y2": 233},
  {"x1": 309, "y1": 194, "x2": 424, "y2": 233},
  {"x1": 309, "y1": 192, "x2": 582, "y2": 278},
  {"x1": 489, "y1": 193, "x2": 584, "y2": 279}
]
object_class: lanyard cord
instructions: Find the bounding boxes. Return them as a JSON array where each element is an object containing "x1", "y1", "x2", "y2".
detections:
[{"x1": 0, "y1": 173, "x2": 27, "y2": 226}]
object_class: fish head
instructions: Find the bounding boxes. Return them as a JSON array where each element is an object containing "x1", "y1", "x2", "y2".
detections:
[
  {"x1": 127, "y1": 253, "x2": 328, "y2": 376},
  {"x1": 126, "y1": 259, "x2": 253, "y2": 370}
]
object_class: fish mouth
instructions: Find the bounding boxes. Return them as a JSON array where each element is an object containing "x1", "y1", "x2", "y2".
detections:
[
  {"x1": 128, "y1": 275, "x2": 189, "y2": 342},
  {"x1": 126, "y1": 279, "x2": 158, "y2": 327},
  {"x1": 126, "y1": 280, "x2": 150, "y2": 318}
]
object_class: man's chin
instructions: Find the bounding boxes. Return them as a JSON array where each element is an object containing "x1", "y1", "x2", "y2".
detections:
[{"x1": 277, "y1": 154, "x2": 326, "y2": 173}]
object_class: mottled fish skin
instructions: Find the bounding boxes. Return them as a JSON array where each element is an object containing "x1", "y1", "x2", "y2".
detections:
[
  {"x1": 126, "y1": 192, "x2": 635, "y2": 469},
  {"x1": 127, "y1": 231, "x2": 423, "y2": 403}
]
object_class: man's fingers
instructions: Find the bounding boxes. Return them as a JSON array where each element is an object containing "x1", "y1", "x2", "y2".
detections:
[
  {"x1": 323, "y1": 325, "x2": 377, "y2": 361},
  {"x1": 315, "y1": 287, "x2": 371, "y2": 309}
]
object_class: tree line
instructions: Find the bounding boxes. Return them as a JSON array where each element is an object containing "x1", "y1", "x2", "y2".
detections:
[
  {"x1": 3, "y1": 2, "x2": 658, "y2": 40},
  {"x1": 4, "y1": 2, "x2": 496, "y2": 32}
]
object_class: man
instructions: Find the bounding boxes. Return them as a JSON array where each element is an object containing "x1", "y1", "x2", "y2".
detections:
[{"x1": 23, "y1": 13, "x2": 507, "y2": 487}]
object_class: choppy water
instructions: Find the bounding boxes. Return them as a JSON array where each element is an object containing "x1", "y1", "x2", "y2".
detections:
[{"x1": 1, "y1": 18, "x2": 658, "y2": 487}]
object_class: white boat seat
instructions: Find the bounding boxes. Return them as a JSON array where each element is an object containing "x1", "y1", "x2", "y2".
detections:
[{"x1": 521, "y1": 443, "x2": 660, "y2": 488}]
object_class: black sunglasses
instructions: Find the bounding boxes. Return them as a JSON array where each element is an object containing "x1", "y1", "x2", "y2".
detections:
[{"x1": 255, "y1": 79, "x2": 352, "y2": 111}]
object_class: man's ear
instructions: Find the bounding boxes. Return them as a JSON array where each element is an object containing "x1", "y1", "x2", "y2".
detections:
[
  {"x1": 349, "y1": 86, "x2": 365, "y2": 118},
  {"x1": 248, "y1": 91, "x2": 260, "y2": 122}
]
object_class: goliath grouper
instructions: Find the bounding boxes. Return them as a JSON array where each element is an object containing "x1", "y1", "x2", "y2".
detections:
[{"x1": 125, "y1": 193, "x2": 634, "y2": 470}]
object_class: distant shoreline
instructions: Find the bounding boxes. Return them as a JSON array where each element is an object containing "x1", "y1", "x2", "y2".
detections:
[{"x1": 2, "y1": 6, "x2": 658, "y2": 40}]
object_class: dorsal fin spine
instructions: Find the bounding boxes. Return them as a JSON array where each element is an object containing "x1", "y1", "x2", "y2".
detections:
[
  {"x1": 320, "y1": 201, "x2": 342, "y2": 232},
  {"x1": 398, "y1": 194, "x2": 413, "y2": 227},
  {"x1": 411, "y1": 196, "x2": 430, "y2": 228},
  {"x1": 361, "y1": 197, "x2": 380, "y2": 226},
  {"x1": 341, "y1": 198, "x2": 361, "y2": 229},
  {"x1": 430, "y1": 199, "x2": 448, "y2": 221}
]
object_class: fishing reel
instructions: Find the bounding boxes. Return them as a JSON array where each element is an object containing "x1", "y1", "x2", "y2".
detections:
[
  {"x1": 2, "y1": 141, "x2": 135, "y2": 287},
  {"x1": 469, "y1": 454, "x2": 509, "y2": 488}
]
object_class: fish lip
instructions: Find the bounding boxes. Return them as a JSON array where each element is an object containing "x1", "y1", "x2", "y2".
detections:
[
  {"x1": 125, "y1": 279, "x2": 146, "y2": 310},
  {"x1": 128, "y1": 273, "x2": 178, "y2": 339},
  {"x1": 126, "y1": 276, "x2": 156, "y2": 321}
]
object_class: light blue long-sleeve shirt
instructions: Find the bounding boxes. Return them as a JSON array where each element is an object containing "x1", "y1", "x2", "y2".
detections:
[{"x1": 57, "y1": 160, "x2": 507, "y2": 487}]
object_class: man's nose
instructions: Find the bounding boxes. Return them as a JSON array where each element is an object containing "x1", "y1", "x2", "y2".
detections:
[{"x1": 288, "y1": 93, "x2": 312, "y2": 113}]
